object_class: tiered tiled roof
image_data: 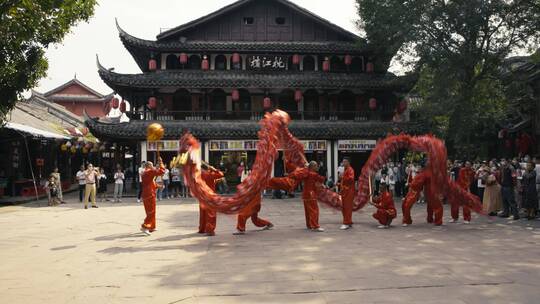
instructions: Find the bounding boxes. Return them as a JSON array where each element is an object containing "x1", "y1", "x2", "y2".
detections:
[
  {"x1": 97, "y1": 57, "x2": 416, "y2": 95},
  {"x1": 85, "y1": 112, "x2": 423, "y2": 141}
]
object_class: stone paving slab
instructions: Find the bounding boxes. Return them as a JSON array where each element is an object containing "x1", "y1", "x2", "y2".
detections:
[{"x1": 1, "y1": 193, "x2": 539, "y2": 304}]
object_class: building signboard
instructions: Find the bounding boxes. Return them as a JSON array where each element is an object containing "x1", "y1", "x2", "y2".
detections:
[
  {"x1": 337, "y1": 140, "x2": 377, "y2": 151},
  {"x1": 247, "y1": 55, "x2": 288, "y2": 71}
]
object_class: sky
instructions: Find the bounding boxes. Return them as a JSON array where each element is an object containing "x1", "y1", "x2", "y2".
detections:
[{"x1": 34, "y1": 0, "x2": 361, "y2": 95}]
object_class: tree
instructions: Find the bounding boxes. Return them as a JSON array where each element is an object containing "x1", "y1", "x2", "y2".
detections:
[
  {"x1": 357, "y1": 0, "x2": 540, "y2": 157},
  {"x1": 0, "y1": 0, "x2": 97, "y2": 124}
]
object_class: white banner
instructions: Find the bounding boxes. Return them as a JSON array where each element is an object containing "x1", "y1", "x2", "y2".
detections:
[{"x1": 338, "y1": 140, "x2": 376, "y2": 151}]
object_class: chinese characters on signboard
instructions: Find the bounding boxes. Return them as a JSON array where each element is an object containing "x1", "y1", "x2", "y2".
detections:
[
  {"x1": 208, "y1": 140, "x2": 327, "y2": 151},
  {"x1": 147, "y1": 141, "x2": 180, "y2": 151},
  {"x1": 337, "y1": 140, "x2": 377, "y2": 151},
  {"x1": 247, "y1": 55, "x2": 288, "y2": 71}
]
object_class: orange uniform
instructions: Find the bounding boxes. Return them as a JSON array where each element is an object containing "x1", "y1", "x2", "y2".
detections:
[
  {"x1": 402, "y1": 171, "x2": 443, "y2": 226},
  {"x1": 340, "y1": 166, "x2": 355, "y2": 225},
  {"x1": 199, "y1": 169, "x2": 224, "y2": 234},
  {"x1": 290, "y1": 168, "x2": 325, "y2": 229},
  {"x1": 372, "y1": 191, "x2": 397, "y2": 226},
  {"x1": 452, "y1": 167, "x2": 474, "y2": 221},
  {"x1": 236, "y1": 195, "x2": 272, "y2": 232},
  {"x1": 141, "y1": 165, "x2": 166, "y2": 231}
]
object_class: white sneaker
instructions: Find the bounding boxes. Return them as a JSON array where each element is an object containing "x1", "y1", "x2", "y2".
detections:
[
  {"x1": 140, "y1": 228, "x2": 151, "y2": 236},
  {"x1": 402, "y1": 223, "x2": 409, "y2": 227},
  {"x1": 263, "y1": 223, "x2": 274, "y2": 230},
  {"x1": 233, "y1": 230, "x2": 245, "y2": 235},
  {"x1": 339, "y1": 224, "x2": 351, "y2": 230},
  {"x1": 312, "y1": 227, "x2": 325, "y2": 232},
  {"x1": 137, "y1": 199, "x2": 141, "y2": 203},
  {"x1": 377, "y1": 225, "x2": 386, "y2": 229},
  {"x1": 463, "y1": 221, "x2": 470, "y2": 224},
  {"x1": 449, "y1": 219, "x2": 458, "y2": 223}
]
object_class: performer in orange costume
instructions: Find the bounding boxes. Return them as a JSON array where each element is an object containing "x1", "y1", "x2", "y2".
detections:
[
  {"x1": 199, "y1": 167, "x2": 224, "y2": 236},
  {"x1": 289, "y1": 161, "x2": 326, "y2": 232},
  {"x1": 339, "y1": 158, "x2": 355, "y2": 230},
  {"x1": 402, "y1": 168, "x2": 444, "y2": 226},
  {"x1": 140, "y1": 158, "x2": 166, "y2": 236},
  {"x1": 234, "y1": 195, "x2": 273, "y2": 235},
  {"x1": 451, "y1": 161, "x2": 474, "y2": 223},
  {"x1": 371, "y1": 183, "x2": 396, "y2": 228}
]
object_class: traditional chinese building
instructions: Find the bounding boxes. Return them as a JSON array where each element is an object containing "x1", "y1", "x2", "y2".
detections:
[
  {"x1": 43, "y1": 78, "x2": 114, "y2": 117},
  {"x1": 87, "y1": 0, "x2": 418, "y2": 182}
]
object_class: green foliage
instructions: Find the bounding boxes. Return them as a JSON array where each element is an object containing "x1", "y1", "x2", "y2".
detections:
[
  {"x1": 356, "y1": 0, "x2": 540, "y2": 158},
  {"x1": 0, "y1": 0, "x2": 97, "y2": 124}
]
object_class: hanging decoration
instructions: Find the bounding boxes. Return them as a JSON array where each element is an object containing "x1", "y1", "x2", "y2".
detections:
[
  {"x1": 263, "y1": 97, "x2": 272, "y2": 109},
  {"x1": 148, "y1": 59, "x2": 157, "y2": 71},
  {"x1": 111, "y1": 97, "x2": 119, "y2": 109},
  {"x1": 294, "y1": 90, "x2": 303, "y2": 103},
  {"x1": 369, "y1": 98, "x2": 377, "y2": 110},
  {"x1": 120, "y1": 100, "x2": 127, "y2": 113},
  {"x1": 232, "y1": 53, "x2": 241, "y2": 64},
  {"x1": 232, "y1": 89, "x2": 240, "y2": 102},
  {"x1": 397, "y1": 99, "x2": 408, "y2": 114},
  {"x1": 202, "y1": 55, "x2": 209, "y2": 70},
  {"x1": 292, "y1": 54, "x2": 300, "y2": 65},
  {"x1": 322, "y1": 57, "x2": 330, "y2": 72},
  {"x1": 148, "y1": 97, "x2": 157, "y2": 110},
  {"x1": 179, "y1": 53, "x2": 188, "y2": 65},
  {"x1": 366, "y1": 62, "x2": 374, "y2": 73},
  {"x1": 344, "y1": 55, "x2": 352, "y2": 66}
]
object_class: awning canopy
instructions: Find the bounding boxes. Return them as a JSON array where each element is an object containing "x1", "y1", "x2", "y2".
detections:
[{"x1": 5, "y1": 122, "x2": 70, "y2": 140}]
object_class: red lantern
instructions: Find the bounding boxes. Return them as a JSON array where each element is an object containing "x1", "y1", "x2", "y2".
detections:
[
  {"x1": 119, "y1": 100, "x2": 127, "y2": 113},
  {"x1": 111, "y1": 97, "x2": 119, "y2": 109},
  {"x1": 179, "y1": 53, "x2": 188, "y2": 65},
  {"x1": 344, "y1": 55, "x2": 352, "y2": 66},
  {"x1": 366, "y1": 62, "x2": 374, "y2": 73},
  {"x1": 292, "y1": 54, "x2": 300, "y2": 65},
  {"x1": 202, "y1": 55, "x2": 209, "y2": 70},
  {"x1": 323, "y1": 57, "x2": 330, "y2": 72},
  {"x1": 398, "y1": 99, "x2": 408, "y2": 113},
  {"x1": 148, "y1": 59, "x2": 157, "y2": 71},
  {"x1": 148, "y1": 97, "x2": 157, "y2": 110},
  {"x1": 232, "y1": 53, "x2": 241, "y2": 64},
  {"x1": 232, "y1": 89, "x2": 240, "y2": 101},
  {"x1": 355, "y1": 96, "x2": 363, "y2": 111},
  {"x1": 263, "y1": 97, "x2": 272, "y2": 109},
  {"x1": 369, "y1": 98, "x2": 377, "y2": 110},
  {"x1": 294, "y1": 90, "x2": 303, "y2": 102},
  {"x1": 36, "y1": 158, "x2": 44, "y2": 167}
]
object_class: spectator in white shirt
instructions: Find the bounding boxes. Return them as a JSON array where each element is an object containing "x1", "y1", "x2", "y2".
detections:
[
  {"x1": 113, "y1": 168, "x2": 125, "y2": 202},
  {"x1": 76, "y1": 165, "x2": 86, "y2": 202},
  {"x1": 162, "y1": 165, "x2": 170, "y2": 199}
]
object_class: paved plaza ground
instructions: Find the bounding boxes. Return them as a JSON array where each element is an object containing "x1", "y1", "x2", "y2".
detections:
[{"x1": 1, "y1": 193, "x2": 539, "y2": 304}]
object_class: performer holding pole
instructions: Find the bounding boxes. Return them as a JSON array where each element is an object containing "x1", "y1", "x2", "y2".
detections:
[
  {"x1": 199, "y1": 165, "x2": 224, "y2": 236},
  {"x1": 370, "y1": 182, "x2": 397, "y2": 228},
  {"x1": 289, "y1": 161, "x2": 326, "y2": 232},
  {"x1": 234, "y1": 194, "x2": 273, "y2": 235},
  {"x1": 140, "y1": 123, "x2": 165, "y2": 236},
  {"x1": 339, "y1": 157, "x2": 355, "y2": 230}
]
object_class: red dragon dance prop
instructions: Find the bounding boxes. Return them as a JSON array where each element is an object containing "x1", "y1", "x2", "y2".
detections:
[
  {"x1": 179, "y1": 110, "x2": 342, "y2": 213},
  {"x1": 355, "y1": 134, "x2": 483, "y2": 214}
]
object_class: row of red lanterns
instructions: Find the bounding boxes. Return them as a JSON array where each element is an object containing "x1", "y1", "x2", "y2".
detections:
[
  {"x1": 141, "y1": 95, "x2": 403, "y2": 112},
  {"x1": 149, "y1": 54, "x2": 375, "y2": 72}
]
